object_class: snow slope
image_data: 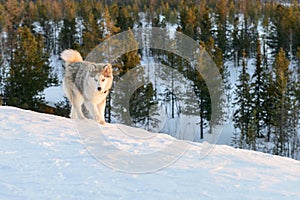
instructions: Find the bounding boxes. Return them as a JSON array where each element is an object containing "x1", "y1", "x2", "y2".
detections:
[{"x1": 0, "y1": 106, "x2": 300, "y2": 200}]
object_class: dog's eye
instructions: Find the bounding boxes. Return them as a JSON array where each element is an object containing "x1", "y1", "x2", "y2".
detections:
[
  {"x1": 94, "y1": 78, "x2": 98, "y2": 82},
  {"x1": 101, "y1": 79, "x2": 105, "y2": 82},
  {"x1": 104, "y1": 91, "x2": 107, "y2": 93}
]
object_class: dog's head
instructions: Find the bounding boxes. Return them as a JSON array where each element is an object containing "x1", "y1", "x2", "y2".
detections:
[{"x1": 91, "y1": 64, "x2": 113, "y2": 94}]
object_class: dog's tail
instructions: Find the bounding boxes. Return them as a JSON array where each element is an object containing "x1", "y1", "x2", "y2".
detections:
[{"x1": 61, "y1": 49, "x2": 83, "y2": 68}]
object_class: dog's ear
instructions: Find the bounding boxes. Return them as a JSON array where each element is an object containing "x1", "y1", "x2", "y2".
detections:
[{"x1": 103, "y1": 64, "x2": 113, "y2": 77}]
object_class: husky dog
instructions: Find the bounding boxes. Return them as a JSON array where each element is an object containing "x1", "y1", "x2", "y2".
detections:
[{"x1": 61, "y1": 49, "x2": 113, "y2": 125}]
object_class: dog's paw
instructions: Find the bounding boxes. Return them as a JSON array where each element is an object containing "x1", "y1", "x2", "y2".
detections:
[{"x1": 98, "y1": 120, "x2": 106, "y2": 125}]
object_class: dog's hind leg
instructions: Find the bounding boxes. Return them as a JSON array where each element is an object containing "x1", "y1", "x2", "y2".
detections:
[
  {"x1": 85, "y1": 100, "x2": 100, "y2": 123},
  {"x1": 70, "y1": 90, "x2": 86, "y2": 119}
]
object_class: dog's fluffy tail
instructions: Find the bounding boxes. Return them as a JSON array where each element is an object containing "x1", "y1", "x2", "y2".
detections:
[{"x1": 61, "y1": 49, "x2": 83, "y2": 67}]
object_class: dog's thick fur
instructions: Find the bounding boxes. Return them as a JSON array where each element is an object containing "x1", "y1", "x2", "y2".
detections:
[{"x1": 61, "y1": 49, "x2": 113, "y2": 125}]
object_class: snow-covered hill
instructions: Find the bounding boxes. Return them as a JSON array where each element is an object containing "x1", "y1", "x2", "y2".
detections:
[{"x1": 0, "y1": 106, "x2": 300, "y2": 199}]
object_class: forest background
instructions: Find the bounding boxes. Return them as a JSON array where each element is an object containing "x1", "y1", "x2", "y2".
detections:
[{"x1": 0, "y1": 0, "x2": 299, "y2": 160}]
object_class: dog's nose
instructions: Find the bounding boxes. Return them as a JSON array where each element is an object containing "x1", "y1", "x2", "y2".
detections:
[{"x1": 97, "y1": 87, "x2": 102, "y2": 91}]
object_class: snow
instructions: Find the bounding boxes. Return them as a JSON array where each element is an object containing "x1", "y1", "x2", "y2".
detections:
[
  {"x1": 43, "y1": 86, "x2": 65, "y2": 107},
  {"x1": 1, "y1": 106, "x2": 300, "y2": 199},
  {"x1": 43, "y1": 53, "x2": 65, "y2": 107}
]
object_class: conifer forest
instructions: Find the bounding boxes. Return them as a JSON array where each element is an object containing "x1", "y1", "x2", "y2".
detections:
[{"x1": 0, "y1": 0, "x2": 300, "y2": 160}]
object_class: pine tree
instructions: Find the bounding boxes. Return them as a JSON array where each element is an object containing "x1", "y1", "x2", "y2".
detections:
[
  {"x1": 247, "y1": 107, "x2": 258, "y2": 150},
  {"x1": 52, "y1": 1, "x2": 63, "y2": 54},
  {"x1": 112, "y1": 5, "x2": 135, "y2": 32},
  {"x1": 232, "y1": 17, "x2": 241, "y2": 66},
  {"x1": 179, "y1": 4, "x2": 199, "y2": 40},
  {"x1": 102, "y1": 5, "x2": 120, "y2": 38},
  {"x1": 262, "y1": 71, "x2": 277, "y2": 142},
  {"x1": 129, "y1": 83, "x2": 159, "y2": 130},
  {"x1": 272, "y1": 48, "x2": 291, "y2": 156},
  {"x1": 81, "y1": 11, "x2": 104, "y2": 57},
  {"x1": 0, "y1": 52, "x2": 5, "y2": 95},
  {"x1": 6, "y1": 27, "x2": 56, "y2": 110},
  {"x1": 111, "y1": 29, "x2": 141, "y2": 124},
  {"x1": 41, "y1": 0, "x2": 62, "y2": 54},
  {"x1": 193, "y1": 41, "x2": 212, "y2": 139},
  {"x1": 0, "y1": 0, "x2": 25, "y2": 62},
  {"x1": 215, "y1": 0, "x2": 228, "y2": 54},
  {"x1": 99, "y1": 6, "x2": 121, "y2": 123},
  {"x1": 228, "y1": 0, "x2": 236, "y2": 23},
  {"x1": 161, "y1": 51, "x2": 184, "y2": 120},
  {"x1": 272, "y1": 5, "x2": 297, "y2": 56},
  {"x1": 204, "y1": 37, "x2": 229, "y2": 129},
  {"x1": 296, "y1": 47, "x2": 300, "y2": 75},
  {"x1": 60, "y1": 18, "x2": 78, "y2": 51},
  {"x1": 59, "y1": 0, "x2": 78, "y2": 51},
  {"x1": 199, "y1": 3, "x2": 213, "y2": 43},
  {"x1": 23, "y1": 1, "x2": 38, "y2": 26},
  {"x1": 233, "y1": 51, "x2": 253, "y2": 149},
  {"x1": 287, "y1": 79, "x2": 300, "y2": 159},
  {"x1": 251, "y1": 39, "x2": 267, "y2": 138}
]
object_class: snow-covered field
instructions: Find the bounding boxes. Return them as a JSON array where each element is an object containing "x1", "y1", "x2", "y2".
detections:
[{"x1": 1, "y1": 106, "x2": 300, "y2": 199}]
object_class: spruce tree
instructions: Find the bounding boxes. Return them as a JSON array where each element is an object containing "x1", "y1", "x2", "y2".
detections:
[
  {"x1": 129, "y1": 83, "x2": 159, "y2": 130},
  {"x1": 112, "y1": 5, "x2": 135, "y2": 32},
  {"x1": 247, "y1": 107, "x2": 258, "y2": 150},
  {"x1": 6, "y1": 27, "x2": 55, "y2": 110},
  {"x1": 59, "y1": 0, "x2": 78, "y2": 51},
  {"x1": 194, "y1": 41, "x2": 212, "y2": 139},
  {"x1": 114, "y1": 29, "x2": 140, "y2": 76},
  {"x1": 272, "y1": 48, "x2": 291, "y2": 156},
  {"x1": 233, "y1": 51, "x2": 252, "y2": 149},
  {"x1": 251, "y1": 39, "x2": 267, "y2": 138},
  {"x1": 0, "y1": 52, "x2": 5, "y2": 99},
  {"x1": 81, "y1": 12, "x2": 104, "y2": 57},
  {"x1": 204, "y1": 37, "x2": 229, "y2": 128},
  {"x1": 102, "y1": 5, "x2": 120, "y2": 38},
  {"x1": 215, "y1": 0, "x2": 228, "y2": 55},
  {"x1": 287, "y1": 79, "x2": 300, "y2": 159},
  {"x1": 111, "y1": 29, "x2": 141, "y2": 124},
  {"x1": 296, "y1": 47, "x2": 300, "y2": 75},
  {"x1": 101, "y1": 6, "x2": 121, "y2": 123},
  {"x1": 179, "y1": 4, "x2": 199, "y2": 40},
  {"x1": 198, "y1": 2, "x2": 212, "y2": 43},
  {"x1": 164, "y1": 52, "x2": 184, "y2": 120},
  {"x1": 262, "y1": 71, "x2": 277, "y2": 142},
  {"x1": 0, "y1": 0, "x2": 25, "y2": 63},
  {"x1": 232, "y1": 17, "x2": 241, "y2": 66}
]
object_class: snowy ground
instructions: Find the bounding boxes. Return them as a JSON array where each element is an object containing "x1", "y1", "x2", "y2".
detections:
[{"x1": 1, "y1": 106, "x2": 300, "y2": 199}]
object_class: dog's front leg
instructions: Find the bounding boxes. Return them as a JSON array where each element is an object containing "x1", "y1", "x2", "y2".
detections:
[
  {"x1": 85, "y1": 101, "x2": 100, "y2": 123},
  {"x1": 97, "y1": 99, "x2": 106, "y2": 125},
  {"x1": 70, "y1": 107, "x2": 77, "y2": 119}
]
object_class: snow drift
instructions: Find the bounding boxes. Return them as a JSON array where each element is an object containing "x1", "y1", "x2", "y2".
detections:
[{"x1": 0, "y1": 106, "x2": 300, "y2": 199}]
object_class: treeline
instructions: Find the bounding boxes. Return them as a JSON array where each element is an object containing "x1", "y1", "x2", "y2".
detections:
[
  {"x1": 233, "y1": 46, "x2": 300, "y2": 159},
  {"x1": 3, "y1": 0, "x2": 300, "y2": 64},
  {"x1": 0, "y1": 0, "x2": 299, "y2": 158}
]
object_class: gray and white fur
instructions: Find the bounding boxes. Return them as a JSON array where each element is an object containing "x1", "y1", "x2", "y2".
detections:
[{"x1": 61, "y1": 49, "x2": 113, "y2": 125}]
